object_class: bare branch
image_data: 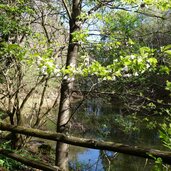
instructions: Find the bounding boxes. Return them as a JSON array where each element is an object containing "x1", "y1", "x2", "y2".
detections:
[
  {"x1": 61, "y1": 0, "x2": 72, "y2": 20},
  {"x1": 19, "y1": 76, "x2": 47, "y2": 113}
]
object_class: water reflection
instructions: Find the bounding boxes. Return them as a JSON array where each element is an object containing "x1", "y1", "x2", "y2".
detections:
[
  {"x1": 70, "y1": 147, "x2": 155, "y2": 171},
  {"x1": 69, "y1": 99, "x2": 167, "y2": 171},
  {"x1": 69, "y1": 148, "x2": 103, "y2": 171}
]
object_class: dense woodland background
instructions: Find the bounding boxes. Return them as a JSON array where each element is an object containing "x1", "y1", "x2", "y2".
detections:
[{"x1": 0, "y1": 0, "x2": 171, "y2": 170}]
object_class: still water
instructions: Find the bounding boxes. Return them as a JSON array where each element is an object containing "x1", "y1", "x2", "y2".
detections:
[{"x1": 67, "y1": 99, "x2": 169, "y2": 171}]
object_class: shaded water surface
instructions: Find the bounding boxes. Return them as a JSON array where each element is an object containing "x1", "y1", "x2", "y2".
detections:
[{"x1": 68, "y1": 99, "x2": 168, "y2": 171}]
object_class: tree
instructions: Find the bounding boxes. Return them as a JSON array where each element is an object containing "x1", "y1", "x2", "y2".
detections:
[
  {"x1": 55, "y1": 0, "x2": 81, "y2": 170},
  {"x1": 1, "y1": 0, "x2": 171, "y2": 170},
  {"x1": 55, "y1": 0, "x2": 171, "y2": 170},
  {"x1": 0, "y1": 0, "x2": 66, "y2": 148}
]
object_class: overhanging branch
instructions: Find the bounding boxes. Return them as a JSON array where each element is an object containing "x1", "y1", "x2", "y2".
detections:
[{"x1": 0, "y1": 121, "x2": 171, "y2": 164}]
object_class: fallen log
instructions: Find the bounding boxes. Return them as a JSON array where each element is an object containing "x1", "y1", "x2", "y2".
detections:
[
  {"x1": 0, "y1": 148, "x2": 60, "y2": 171},
  {"x1": 0, "y1": 121, "x2": 171, "y2": 164}
]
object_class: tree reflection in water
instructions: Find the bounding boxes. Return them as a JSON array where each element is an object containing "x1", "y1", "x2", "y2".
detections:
[{"x1": 69, "y1": 99, "x2": 167, "y2": 171}]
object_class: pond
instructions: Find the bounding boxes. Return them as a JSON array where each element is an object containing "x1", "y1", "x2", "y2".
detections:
[
  {"x1": 67, "y1": 98, "x2": 169, "y2": 171},
  {"x1": 46, "y1": 98, "x2": 169, "y2": 171}
]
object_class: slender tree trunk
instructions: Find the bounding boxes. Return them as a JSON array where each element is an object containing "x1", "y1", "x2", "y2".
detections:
[
  {"x1": 55, "y1": 0, "x2": 81, "y2": 170},
  {"x1": 11, "y1": 62, "x2": 23, "y2": 149}
]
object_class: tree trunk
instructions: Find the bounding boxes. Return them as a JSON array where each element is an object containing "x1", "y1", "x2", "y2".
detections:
[
  {"x1": 55, "y1": 0, "x2": 81, "y2": 170},
  {"x1": 1, "y1": 122, "x2": 171, "y2": 165},
  {"x1": 11, "y1": 62, "x2": 23, "y2": 149}
]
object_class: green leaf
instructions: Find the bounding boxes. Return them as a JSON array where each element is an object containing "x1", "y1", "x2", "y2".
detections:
[
  {"x1": 148, "y1": 58, "x2": 157, "y2": 66},
  {"x1": 159, "y1": 66, "x2": 170, "y2": 74},
  {"x1": 165, "y1": 80, "x2": 171, "y2": 91},
  {"x1": 163, "y1": 44, "x2": 171, "y2": 51},
  {"x1": 165, "y1": 50, "x2": 171, "y2": 55},
  {"x1": 128, "y1": 38, "x2": 134, "y2": 45},
  {"x1": 0, "y1": 159, "x2": 4, "y2": 166}
]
